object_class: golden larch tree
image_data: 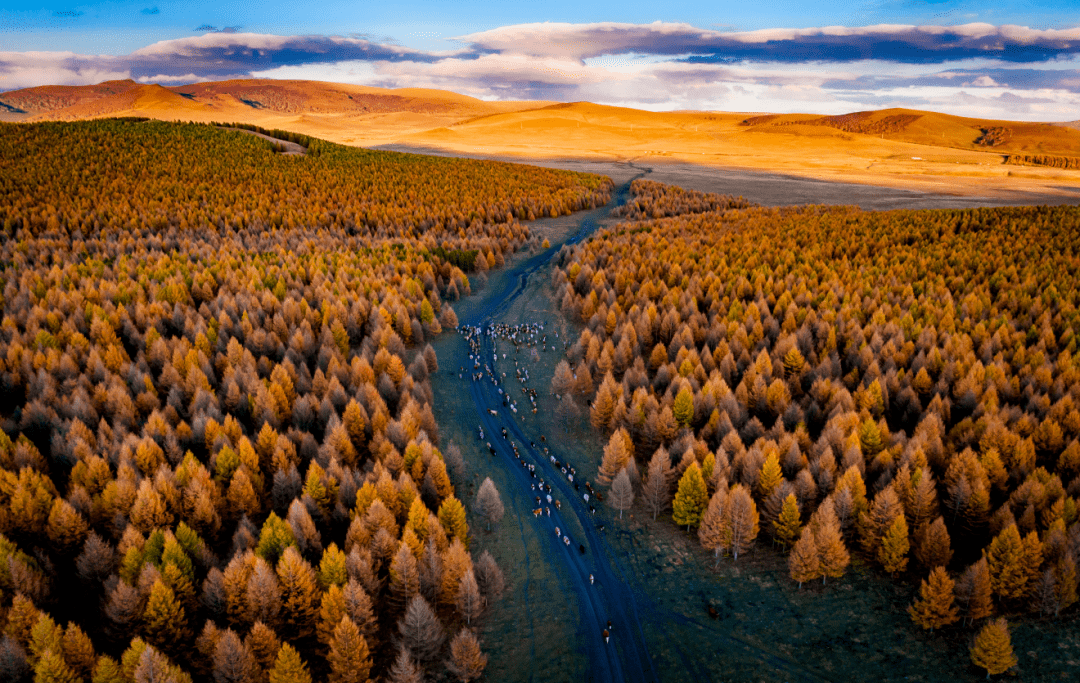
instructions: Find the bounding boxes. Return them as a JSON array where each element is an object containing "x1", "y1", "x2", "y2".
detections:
[
  {"x1": 789, "y1": 526, "x2": 821, "y2": 588},
  {"x1": 970, "y1": 618, "x2": 1017, "y2": 678},
  {"x1": 908, "y1": 567, "x2": 959, "y2": 633},
  {"x1": 672, "y1": 462, "x2": 708, "y2": 530}
]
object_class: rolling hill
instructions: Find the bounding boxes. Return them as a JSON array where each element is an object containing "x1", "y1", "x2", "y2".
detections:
[{"x1": 2, "y1": 77, "x2": 1079, "y2": 198}]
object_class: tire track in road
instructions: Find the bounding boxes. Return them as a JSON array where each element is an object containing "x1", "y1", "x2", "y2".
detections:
[
  {"x1": 459, "y1": 166, "x2": 654, "y2": 683},
  {"x1": 443, "y1": 162, "x2": 833, "y2": 683}
]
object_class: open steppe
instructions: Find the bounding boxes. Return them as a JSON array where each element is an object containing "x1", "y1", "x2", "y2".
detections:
[{"x1": 4, "y1": 78, "x2": 1080, "y2": 205}]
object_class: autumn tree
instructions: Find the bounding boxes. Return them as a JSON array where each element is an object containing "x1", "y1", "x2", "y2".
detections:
[
  {"x1": 789, "y1": 527, "x2": 821, "y2": 588},
  {"x1": 212, "y1": 629, "x2": 256, "y2": 683},
  {"x1": 386, "y1": 647, "x2": 422, "y2": 683},
  {"x1": 956, "y1": 558, "x2": 994, "y2": 625},
  {"x1": 446, "y1": 628, "x2": 487, "y2": 683},
  {"x1": 970, "y1": 618, "x2": 1017, "y2": 678},
  {"x1": 698, "y1": 487, "x2": 730, "y2": 565},
  {"x1": 878, "y1": 515, "x2": 910, "y2": 576},
  {"x1": 727, "y1": 484, "x2": 759, "y2": 560},
  {"x1": 610, "y1": 469, "x2": 635, "y2": 519},
  {"x1": 985, "y1": 524, "x2": 1028, "y2": 602},
  {"x1": 474, "y1": 478, "x2": 505, "y2": 532},
  {"x1": 642, "y1": 447, "x2": 673, "y2": 520},
  {"x1": 398, "y1": 596, "x2": 444, "y2": 665},
  {"x1": 268, "y1": 643, "x2": 311, "y2": 683},
  {"x1": 597, "y1": 429, "x2": 633, "y2": 486},
  {"x1": 673, "y1": 462, "x2": 708, "y2": 530},
  {"x1": 813, "y1": 504, "x2": 850, "y2": 583},
  {"x1": 773, "y1": 494, "x2": 801, "y2": 549},
  {"x1": 276, "y1": 547, "x2": 319, "y2": 641},
  {"x1": 908, "y1": 567, "x2": 959, "y2": 633},
  {"x1": 327, "y1": 617, "x2": 372, "y2": 683},
  {"x1": 456, "y1": 569, "x2": 483, "y2": 625}
]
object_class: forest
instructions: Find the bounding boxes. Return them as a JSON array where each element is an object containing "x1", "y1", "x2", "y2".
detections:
[
  {"x1": 554, "y1": 178, "x2": 1080, "y2": 674},
  {"x1": 0, "y1": 119, "x2": 612, "y2": 682}
]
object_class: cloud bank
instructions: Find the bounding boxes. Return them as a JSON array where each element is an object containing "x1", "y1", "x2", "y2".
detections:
[{"x1": 3, "y1": 21, "x2": 1080, "y2": 120}]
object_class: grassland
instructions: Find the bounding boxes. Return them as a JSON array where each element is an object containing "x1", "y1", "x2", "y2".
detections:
[{"x1": 3, "y1": 79, "x2": 1080, "y2": 202}]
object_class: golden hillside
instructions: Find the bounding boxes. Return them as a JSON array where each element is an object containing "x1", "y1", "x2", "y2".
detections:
[{"x1": 3, "y1": 78, "x2": 1079, "y2": 198}]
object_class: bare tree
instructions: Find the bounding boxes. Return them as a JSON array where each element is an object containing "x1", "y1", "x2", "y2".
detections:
[
  {"x1": 398, "y1": 595, "x2": 444, "y2": 665},
  {"x1": 642, "y1": 446, "x2": 673, "y2": 520},
  {"x1": 212, "y1": 629, "x2": 257, "y2": 683},
  {"x1": 444, "y1": 442, "x2": 465, "y2": 476},
  {"x1": 473, "y1": 550, "x2": 505, "y2": 602},
  {"x1": 447, "y1": 628, "x2": 487, "y2": 683},
  {"x1": 610, "y1": 469, "x2": 635, "y2": 519},
  {"x1": 386, "y1": 646, "x2": 423, "y2": 683},
  {"x1": 551, "y1": 360, "x2": 575, "y2": 397},
  {"x1": 455, "y1": 569, "x2": 483, "y2": 625},
  {"x1": 474, "y1": 478, "x2": 505, "y2": 532}
]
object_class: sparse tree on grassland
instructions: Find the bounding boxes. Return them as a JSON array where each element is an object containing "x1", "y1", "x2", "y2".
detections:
[
  {"x1": 812, "y1": 504, "x2": 850, "y2": 583},
  {"x1": 610, "y1": 468, "x2": 635, "y2": 519},
  {"x1": 698, "y1": 487, "x2": 730, "y2": 566},
  {"x1": 474, "y1": 478, "x2": 505, "y2": 532},
  {"x1": 970, "y1": 618, "x2": 1017, "y2": 678},
  {"x1": 474, "y1": 550, "x2": 505, "y2": 602},
  {"x1": 456, "y1": 569, "x2": 484, "y2": 625},
  {"x1": 551, "y1": 360, "x2": 575, "y2": 397},
  {"x1": 727, "y1": 484, "x2": 759, "y2": 560},
  {"x1": 909, "y1": 567, "x2": 959, "y2": 633},
  {"x1": 789, "y1": 527, "x2": 821, "y2": 588}
]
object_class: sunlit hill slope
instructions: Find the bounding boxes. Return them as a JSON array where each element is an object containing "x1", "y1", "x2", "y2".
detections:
[{"x1": 3, "y1": 78, "x2": 1079, "y2": 197}]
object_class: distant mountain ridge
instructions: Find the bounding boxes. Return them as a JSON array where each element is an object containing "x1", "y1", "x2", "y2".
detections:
[{"x1": 0, "y1": 78, "x2": 546, "y2": 122}]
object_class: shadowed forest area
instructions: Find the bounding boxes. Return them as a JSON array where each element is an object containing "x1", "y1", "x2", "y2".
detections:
[
  {"x1": 0, "y1": 119, "x2": 611, "y2": 682},
  {"x1": 552, "y1": 178, "x2": 1080, "y2": 677}
]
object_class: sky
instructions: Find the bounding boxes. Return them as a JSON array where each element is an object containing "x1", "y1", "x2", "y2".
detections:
[{"x1": 2, "y1": 1, "x2": 1080, "y2": 120}]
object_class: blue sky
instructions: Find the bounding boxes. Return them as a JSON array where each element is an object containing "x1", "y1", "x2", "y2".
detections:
[{"x1": 2, "y1": 1, "x2": 1080, "y2": 120}]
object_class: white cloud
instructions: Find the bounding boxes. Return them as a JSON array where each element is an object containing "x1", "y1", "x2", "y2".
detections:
[{"x1": 4, "y1": 22, "x2": 1080, "y2": 122}]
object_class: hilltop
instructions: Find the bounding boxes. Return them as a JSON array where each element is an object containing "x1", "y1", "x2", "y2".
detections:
[{"x1": 3, "y1": 78, "x2": 1079, "y2": 199}]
